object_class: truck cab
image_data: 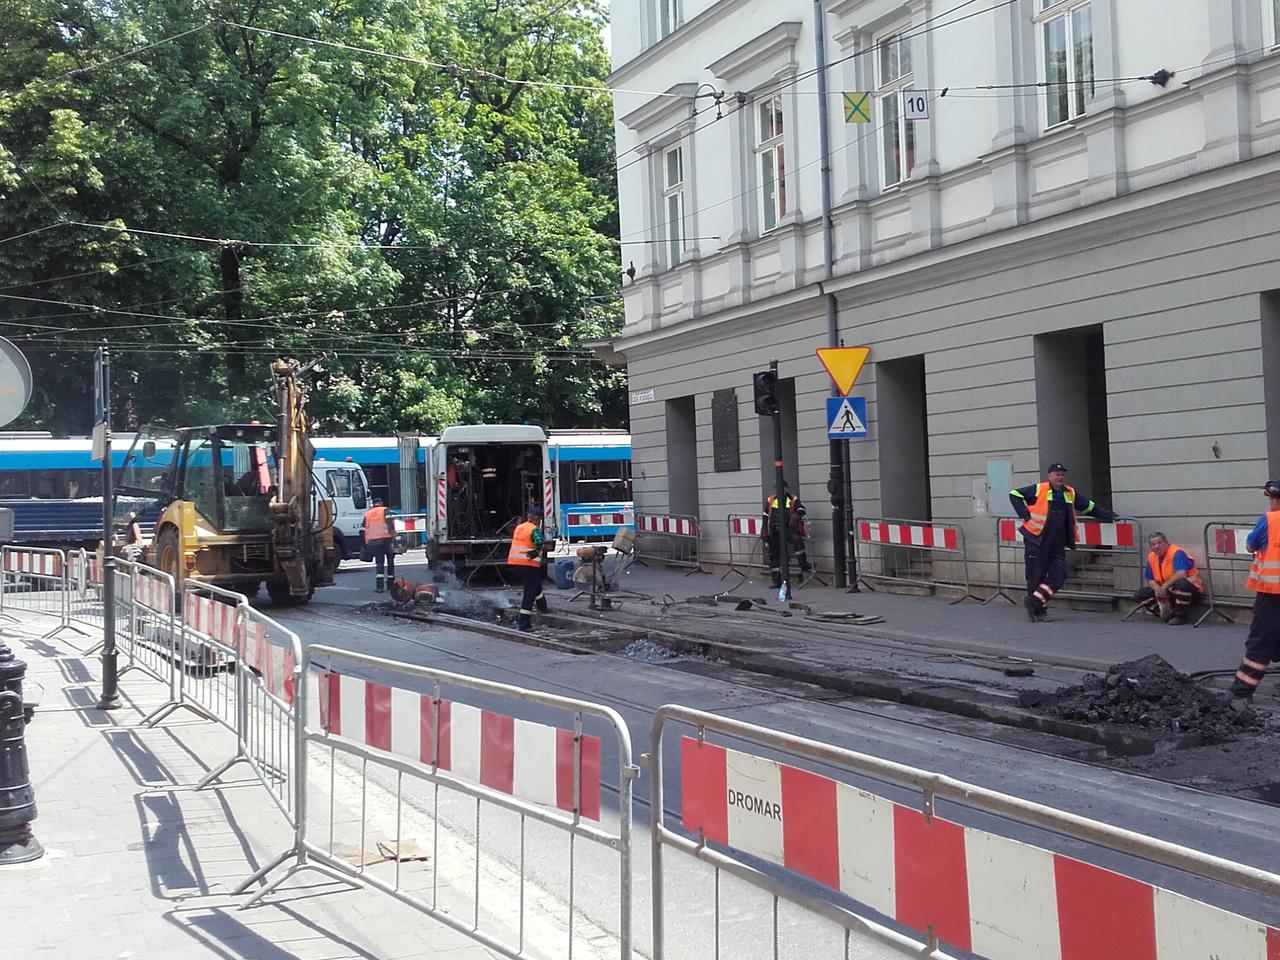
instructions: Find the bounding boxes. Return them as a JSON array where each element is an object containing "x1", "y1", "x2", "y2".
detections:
[
  {"x1": 425, "y1": 424, "x2": 555, "y2": 573},
  {"x1": 311, "y1": 459, "x2": 372, "y2": 561}
]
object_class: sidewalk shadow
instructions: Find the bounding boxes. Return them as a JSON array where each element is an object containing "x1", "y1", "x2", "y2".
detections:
[
  {"x1": 169, "y1": 902, "x2": 381, "y2": 960},
  {"x1": 61, "y1": 684, "x2": 118, "y2": 727},
  {"x1": 104, "y1": 728, "x2": 176, "y2": 786},
  {"x1": 15, "y1": 637, "x2": 64, "y2": 658},
  {"x1": 56, "y1": 657, "x2": 94, "y2": 684},
  {"x1": 137, "y1": 791, "x2": 207, "y2": 899}
]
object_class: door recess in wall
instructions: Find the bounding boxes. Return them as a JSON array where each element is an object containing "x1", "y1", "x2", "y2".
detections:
[{"x1": 1034, "y1": 326, "x2": 1111, "y2": 503}]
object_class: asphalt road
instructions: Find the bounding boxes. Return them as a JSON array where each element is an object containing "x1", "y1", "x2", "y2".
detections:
[{"x1": 266, "y1": 567, "x2": 1280, "y2": 956}]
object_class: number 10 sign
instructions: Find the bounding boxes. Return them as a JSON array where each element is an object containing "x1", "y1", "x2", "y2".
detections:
[{"x1": 902, "y1": 90, "x2": 929, "y2": 121}]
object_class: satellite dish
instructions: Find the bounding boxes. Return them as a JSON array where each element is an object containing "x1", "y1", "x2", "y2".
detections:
[{"x1": 0, "y1": 338, "x2": 33, "y2": 428}]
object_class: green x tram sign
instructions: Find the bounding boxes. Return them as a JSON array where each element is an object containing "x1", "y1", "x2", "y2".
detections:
[{"x1": 843, "y1": 92, "x2": 871, "y2": 124}]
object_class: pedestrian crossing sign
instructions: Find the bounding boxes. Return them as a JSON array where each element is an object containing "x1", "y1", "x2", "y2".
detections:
[{"x1": 827, "y1": 396, "x2": 867, "y2": 439}]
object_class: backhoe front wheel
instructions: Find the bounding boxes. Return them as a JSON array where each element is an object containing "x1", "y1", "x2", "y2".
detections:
[{"x1": 155, "y1": 527, "x2": 182, "y2": 586}]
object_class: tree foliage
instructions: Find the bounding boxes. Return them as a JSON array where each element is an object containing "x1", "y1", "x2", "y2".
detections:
[{"x1": 0, "y1": 0, "x2": 624, "y2": 434}]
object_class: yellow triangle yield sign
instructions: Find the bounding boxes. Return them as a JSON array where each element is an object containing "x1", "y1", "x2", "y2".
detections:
[{"x1": 816, "y1": 347, "x2": 870, "y2": 395}]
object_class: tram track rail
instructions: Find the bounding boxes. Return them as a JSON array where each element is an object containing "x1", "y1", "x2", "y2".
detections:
[{"x1": 285, "y1": 601, "x2": 1278, "y2": 813}]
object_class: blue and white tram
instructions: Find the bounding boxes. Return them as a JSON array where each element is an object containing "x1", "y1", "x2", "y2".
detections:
[{"x1": 548, "y1": 430, "x2": 633, "y2": 541}]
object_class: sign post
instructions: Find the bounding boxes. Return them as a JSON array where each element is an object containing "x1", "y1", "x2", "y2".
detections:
[
  {"x1": 93, "y1": 342, "x2": 119, "y2": 710},
  {"x1": 817, "y1": 346, "x2": 871, "y2": 592}
]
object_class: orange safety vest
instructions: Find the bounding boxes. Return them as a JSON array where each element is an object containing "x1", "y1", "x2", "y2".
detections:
[
  {"x1": 1147, "y1": 544, "x2": 1203, "y2": 592},
  {"x1": 1020, "y1": 482, "x2": 1075, "y2": 538},
  {"x1": 363, "y1": 506, "x2": 391, "y2": 542},
  {"x1": 1246, "y1": 512, "x2": 1280, "y2": 594},
  {"x1": 507, "y1": 521, "x2": 541, "y2": 568}
]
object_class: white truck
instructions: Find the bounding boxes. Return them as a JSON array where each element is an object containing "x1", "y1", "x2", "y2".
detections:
[
  {"x1": 422, "y1": 424, "x2": 556, "y2": 573},
  {"x1": 311, "y1": 459, "x2": 374, "y2": 561}
]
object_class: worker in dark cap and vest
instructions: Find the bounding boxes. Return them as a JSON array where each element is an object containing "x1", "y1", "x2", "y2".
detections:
[
  {"x1": 1010, "y1": 463, "x2": 1116, "y2": 622},
  {"x1": 1228, "y1": 480, "x2": 1280, "y2": 706},
  {"x1": 508, "y1": 504, "x2": 550, "y2": 631}
]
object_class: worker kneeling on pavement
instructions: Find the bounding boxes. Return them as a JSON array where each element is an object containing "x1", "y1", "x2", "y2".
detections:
[
  {"x1": 1133, "y1": 532, "x2": 1203, "y2": 625},
  {"x1": 509, "y1": 505, "x2": 552, "y2": 632},
  {"x1": 1010, "y1": 463, "x2": 1116, "y2": 622},
  {"x1": 362, "y1": 498, "x2": 397, "y2": 593},
  {"x1": 763, "y1": 480, "x2": 812, "y2": 589}
]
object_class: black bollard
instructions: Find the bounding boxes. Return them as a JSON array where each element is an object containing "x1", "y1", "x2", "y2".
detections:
[{"x1": 0, "y1": 635, "x2": 42, "y2": 864}]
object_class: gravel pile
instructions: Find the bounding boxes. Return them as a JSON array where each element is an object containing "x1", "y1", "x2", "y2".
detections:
[{"x1": 1024, "y1": 655, "x2": 1263, "y2": 742}]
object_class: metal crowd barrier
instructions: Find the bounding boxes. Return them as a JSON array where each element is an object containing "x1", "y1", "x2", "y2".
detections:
[
  {"x1": 854, "y1": 517, "x2": 982, "y2": 604},
  {"x1": 984, "y1": 516, "x2": 1144, "y2": 605},
  {"x1": 0, "y1": 545, "x2": 79, "y2": 640},
  {"x1": 724, "y1": 514, "x2": 766, "y2": 580},
  {"x1": 240, "y1": 644, "x2": 637, "y2": 960},
  {"x1": 66, "y1": 548, "x2": 105, "y2": 638},
  {"x1": 1196, "y1": 521, "x2": 1257, "y2": 627},
  {"x1": 392, "y1": 512, "x2": 432, "y2": 550},
  {"x1": 650, "y1": 705, "x2": 1280, "y2": 960},
  {"x1": 634, "y1": 512, "x2": 703, "y2": 573}
]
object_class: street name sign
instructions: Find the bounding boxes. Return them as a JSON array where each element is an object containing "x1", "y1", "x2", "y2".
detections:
[
  {"x1": 827, "y1": 396, "x2": 867, "y2": 439},
  {"x1": 816, "y1": 346, "x2": 870, "y2": 395}
]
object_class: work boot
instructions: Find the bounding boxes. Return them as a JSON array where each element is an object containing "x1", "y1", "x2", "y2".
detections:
[
  {"x1": 1226, "y1": 693, "x2": 1253, "y2": 716},
  {"x1": 1023, "y1": 596, "x2": 1039, "y2": 623},
  {"x1": 517, "y1": 615, "x2": 532, "y2": 633},
  {"x1": 375, "y1": 576, "x2": 385, "y2": 594},
  {"x1": 1035, "y1": 608, "x2": 1052, "y2": 623},
  {"x1": 1167, "y1": 614, "x2": 1188, "y2": 626}
]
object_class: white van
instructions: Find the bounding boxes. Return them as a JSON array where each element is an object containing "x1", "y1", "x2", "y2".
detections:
[{"x1": 312, "y1": 459, "x2": 373, "y2": 561}]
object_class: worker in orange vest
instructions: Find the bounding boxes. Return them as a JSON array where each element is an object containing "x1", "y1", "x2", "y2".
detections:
[
  {"x1": 509, "y1": 505, "x2": 550, "y2": 631},
  {"x1": 1132, "y1": 532, "x2": 1203, "y2": 625},
  {"x1": 362, "y1": 498, "x2": 397, "y2": 593},
  {"x1": 1229, "y1": 480, "x2": 1280, "y2": 705},
  {"x1": 1009, "y1": 462, "x2": 1115, "y2": 622}
]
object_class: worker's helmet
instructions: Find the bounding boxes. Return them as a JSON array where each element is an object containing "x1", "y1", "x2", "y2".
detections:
[{"x1": 1264, "y1": 480, "x2": 1280, "y2": 499}]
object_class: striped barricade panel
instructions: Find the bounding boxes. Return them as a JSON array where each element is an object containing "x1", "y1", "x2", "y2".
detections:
[
  {"x1": 435, "y1": 477, "x2": 447, "y2": 524},
  {"x1": 243, "y1": 619, "x2": 297, "y2": 704},
  {"x1": 320, "y1": 671, "x2": 602, "y2": 821},
  {"x1": 132, "y1": 572, "x2": 173, "y2": 616},
  {"x1": 636, "y1": 514, "x2": 699, "y2": 538},
  {"x1": 567, "y1": 510, "x2": 632, "y2": 528},
  {"x1": 4, "y1": 549, "x2": 62, "y2": 577},
  {"x1": 998, "y1": 519, "x2": 1139, "y2": 549},
  {"x1": 1214, "y1": 527, "x2": 1255, "y2": 558},
  {"x1": 395, "y1": 515, "x2": 430, "y2": 534},
  {"x1": 997, "y1": 518, "x2": 1022, "y2": 544},
  {"x1": 729, "y1": 515, "x2": 765, "y2": 538},
  {"x1": 681, "y1": 738, "x2": 1280, "y2": 960},
  {"x1": 187, "y1": 594, "x2": 240, "y2": 647},
  {"x1": 858, "y1": 520, "x2": 959, "y2": 551},
  {"x1": 543, "y1": 477, "x2": 555, "y2": 524}
]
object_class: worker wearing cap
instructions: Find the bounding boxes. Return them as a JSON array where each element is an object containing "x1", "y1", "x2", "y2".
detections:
[
  {"x1": 509, "y1": 505, "x2": 549, "y2": 631},
  {"x1": 763, "y1": 480, "x2": 812, "y2": 589},
  {"x1": 1133, "y1": 532, "x2": 1203, "y2": 626},
  {"x1": 1228, "y1": 480, "x2": 1280, "y2": 704},
  {"x1": 1009, "y1": 463, "x2": 1116, "y2": 622},
  {"x1": 362, "y1": 498, "x2": 397, "y2": 593}
]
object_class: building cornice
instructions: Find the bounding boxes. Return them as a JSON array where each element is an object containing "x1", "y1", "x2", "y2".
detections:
[
  {"x1": 707, "y1": 22, "x2": 803, "y2": 84},
  {"x1": 619, "y1": 82, "x2": 700, "y2": 134},
  {"x1": 608, "y1": 0, "x2": 757, "y2": 87}
]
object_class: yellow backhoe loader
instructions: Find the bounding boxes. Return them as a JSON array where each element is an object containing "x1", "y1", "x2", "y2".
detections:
[{"x1": 112, "y1": 360, "x2": 338, "y2": 604}]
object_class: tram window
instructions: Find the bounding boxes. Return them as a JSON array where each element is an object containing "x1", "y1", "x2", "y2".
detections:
[
  {"x1": 0, "y1": 472, "x2": 30, "y2": 497},
  {"x1": 573, "y1": 461, "x2": 629, "y2": 502}
]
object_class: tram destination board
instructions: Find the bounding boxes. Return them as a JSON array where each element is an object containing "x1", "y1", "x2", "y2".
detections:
[{"x1": 711, "y1": 388, "x2": 740, "y2": 473}]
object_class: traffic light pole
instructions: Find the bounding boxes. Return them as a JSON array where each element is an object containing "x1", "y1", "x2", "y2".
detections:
[{"x1": 770, "y1": 360, "x2": 791, "y2": 600}]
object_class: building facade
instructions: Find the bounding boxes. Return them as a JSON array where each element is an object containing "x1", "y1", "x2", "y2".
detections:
[{"x1": 609, "y1": 0, "x2": 1280, "y2": 576}]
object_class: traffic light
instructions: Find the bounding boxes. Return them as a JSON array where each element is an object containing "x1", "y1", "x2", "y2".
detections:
[{"x1": 753, "y1": 371, "x2": 778, "y2": 415}]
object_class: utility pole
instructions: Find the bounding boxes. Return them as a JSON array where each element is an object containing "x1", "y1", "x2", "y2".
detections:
[
  {"x1": 96, "y1": 342, "x2": 119, "y2": 710},
  {"x1": 812, "y1": 0, "x2": 851, "y2": 589}
]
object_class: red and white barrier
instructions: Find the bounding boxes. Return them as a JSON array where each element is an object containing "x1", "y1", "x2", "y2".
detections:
[
  {"x1": 636, "y1": 514, "x2": 699, "y2": 537},
  {"x1": 435, "y1": 477, "x2": 447, "y2": 524},
  {"x1": 3, "y1": 549, "x2": 62, "y2": 577},
  {"x1": 566, "y1": 509, "x2": 634, "y2": 528},
  {"x1": 243, "y1": 618, "x2": 297, "y2": 704},
  {"x1": 729, "y1": 516, "x2": 765, "y2": 537},
  {"x1": 395, "y1": 515, "x2": 430, "y2": 534},
  {"x1": 860, "y1": 520, "x2": 958, "y2": 550},
  {"x1": 320, "y1": 672, "x2": 602, "y2": 820},
  {"x1": 1214, "y1": 527, "x2": 1254, "y2": 557},
  {"x1": 543, "y1": 477, "x2": 555, "y2": 525},
  {"x1": 681, "y1": 739, "x2": 1279, "y2": 959},
  {"x1": 997, "y1": 518, "x2": 1138, "y2": 548},
  {"x1": 187, "y1": 593, "x2": 239, "y2": 643},
  {"x1": 132, "y1": 571, "x2": 173, "y2": 615}
]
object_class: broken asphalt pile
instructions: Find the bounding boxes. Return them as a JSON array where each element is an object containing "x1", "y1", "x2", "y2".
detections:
[{"x1": 1022, "y1": 655, "x2": 1263, "y2": 742}]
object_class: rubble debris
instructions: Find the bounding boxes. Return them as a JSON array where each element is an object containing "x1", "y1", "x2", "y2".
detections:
[{"x1": 1022, "y1": 655, "x2": 1264, "y2": 742}]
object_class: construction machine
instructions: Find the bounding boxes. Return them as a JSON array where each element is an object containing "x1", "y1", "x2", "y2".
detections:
[{"x1": 112, "y1": 360, "x2": 338, "y2": 604}]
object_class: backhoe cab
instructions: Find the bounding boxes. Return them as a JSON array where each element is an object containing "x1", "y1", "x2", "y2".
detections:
[{"x1": 112, "y1": 360, "x2": 337, "y2": 605}]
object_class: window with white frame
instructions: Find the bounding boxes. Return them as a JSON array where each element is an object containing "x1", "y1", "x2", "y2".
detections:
[
  {"x1": 658, "y1": 0, "x2": 681, "y2": 39},
  {"x1": 662, "y1": 144, "x2": 686, "y2": 266},
  {"x1": 876, "y1": 29, "x2": 916, "y2": 188},
  {"x1": 756, "y1": 96, "x2": 787, "y2": 232},
  {"x1": 1037, "y1": 0, "x2": 1095, "y2": 127}
]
